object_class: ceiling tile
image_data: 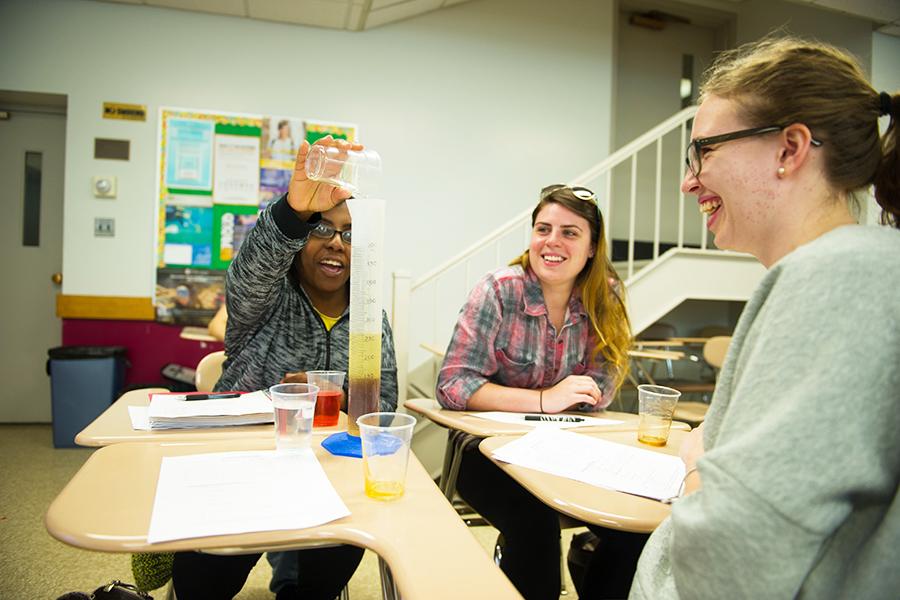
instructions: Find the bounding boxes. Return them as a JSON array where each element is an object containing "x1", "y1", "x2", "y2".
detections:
[
  {"x1": 247, "y1": 0, "x2": 351, "y2": 29},
  {"x1": 876, "y1": 21, "x2": 900, "y2": 36},
  {"x1": 367, "y1": 0, "x2": 443, "y2": 29},
  {"x1": 812, "y1": 0, "x2": 899, "y2": 23},
  {"x1": 148, "y1": 0, "x2": 247, "y2": 17}
]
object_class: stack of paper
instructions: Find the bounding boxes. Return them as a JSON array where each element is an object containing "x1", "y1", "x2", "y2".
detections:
[
  {"x1": 147, "y1": 391, "x2": 273, "y2": 430},
  {"x1": 491, "y1": 428, "x2": 686, "y2": 502}
]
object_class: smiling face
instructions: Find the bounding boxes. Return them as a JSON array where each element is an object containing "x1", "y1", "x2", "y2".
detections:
[
  {"x1": 295, "y1": 203, "x2": 351, "y2": 302},
  {"x1": 682, "y1": 95, "x2": 784, "y2": 258},
  {"x1": 528, "y1": 202, "x2": 595, "y2": 290}
]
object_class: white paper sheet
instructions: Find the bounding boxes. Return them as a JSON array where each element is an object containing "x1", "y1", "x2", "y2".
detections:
[
  {"x1": 147, "y1": 450, "x2": 350, "y2": 544},
  {"x1": 128, "y1": 406, "x2": 152, "y2": 431},
  {"x1": 491, "y1": 428, "x2": 685, "y2": 501},
  {"x1": 472, "y1": 411, "x2": 624, "y2": 429}
]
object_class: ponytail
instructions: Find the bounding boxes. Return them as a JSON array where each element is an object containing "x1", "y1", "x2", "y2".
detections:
[{"x1": 874, "y1": 91, "x2": 899, "y2": 228}]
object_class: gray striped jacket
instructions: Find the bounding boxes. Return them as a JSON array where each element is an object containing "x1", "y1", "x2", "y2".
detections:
[{"x1": 215, "y1": 195, "x2": 398, "y2": 412}]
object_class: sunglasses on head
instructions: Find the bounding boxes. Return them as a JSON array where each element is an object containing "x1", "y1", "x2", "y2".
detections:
[{"x1": 540, "y1": 184, "x2": 596, "y2": 202}]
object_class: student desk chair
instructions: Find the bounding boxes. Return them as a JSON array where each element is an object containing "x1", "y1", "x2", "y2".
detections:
[
  {"x1": 75, "y1": 387, "x2": 348, "y2": 446},
  {"x1": 46, "y1": 437, "x2": 523, "y2": 600},
  {"x1": 480, "y1": 429, "x2": 689, "y2": 533}
]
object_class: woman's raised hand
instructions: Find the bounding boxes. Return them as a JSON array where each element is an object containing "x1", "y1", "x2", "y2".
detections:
[
  {"x1": 541, "y1": 375, "x2": 602, "y2": 413},
  {"x1": 287, "y1": 135, "x2": 364, "y2": 215}
]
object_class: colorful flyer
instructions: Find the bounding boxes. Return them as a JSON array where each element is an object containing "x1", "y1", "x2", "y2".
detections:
[
  {"x1": 304, "y1": 119, "x2": 357, "y2": 145},
  {"x1": 155, "y1": 268, "x2": 226, "y2": 325},
  {"x1": 212, "y1": 204, "x2": 260, "y2": 270},
  {"x1": 165, "y1": 118, "x2": 214, "y2": 190},
  {"x1": 259, "y1": 167, "x2": 292, "y2": 206},
  {"x1": 261, "y1": 117, "x2": 304, "y2": 169},
  {"x1": 213, "y1": 131, "x2": 261, "y2": 206},
  {"x1": 164, "y1": 205, "x2": 213, "y2": 267}
]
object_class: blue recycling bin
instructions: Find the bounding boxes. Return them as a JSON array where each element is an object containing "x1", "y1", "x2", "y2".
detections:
[{"x1": 46, "y1": 346, "x2": 128, "y2": 447}]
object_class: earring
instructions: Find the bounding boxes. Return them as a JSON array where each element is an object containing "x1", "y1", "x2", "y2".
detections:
[{"x1": 777, "y1": 167, "x2": 786, "y2": 177}]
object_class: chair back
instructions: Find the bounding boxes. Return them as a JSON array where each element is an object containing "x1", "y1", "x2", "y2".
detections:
[
  {"x1": 195, "y1": 350, "x2": 226, "y2": 392},
  {"x1": 703, "y1": 336, "x2": 731, "y2": 369}
]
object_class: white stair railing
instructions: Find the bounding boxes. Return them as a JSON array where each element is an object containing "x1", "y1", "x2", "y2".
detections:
[{"x1": 391, "y1": 105, "x2": 741, "y2": 405}]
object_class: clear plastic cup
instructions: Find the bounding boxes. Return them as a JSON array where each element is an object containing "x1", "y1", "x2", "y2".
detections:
[
  {"x1": 270, "y1": 383, "x2": 318, "y2": 452},
  {"x1": 637, "y1": 384, "x2": 682, "y2": 446},
  {"x1": 306, "y1": 370, "x2": 345, "y2": 428},
  {"x1": 305, "y1": 144, "x2": 381, "y2": 194},
  {"x1": 357, "y1": 412, "x2": 416, "y2": 501}
]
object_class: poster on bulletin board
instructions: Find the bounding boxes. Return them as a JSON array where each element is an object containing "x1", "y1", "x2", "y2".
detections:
[{"x1": 155, "y1": 107, "x2": 357, "y2": 324}]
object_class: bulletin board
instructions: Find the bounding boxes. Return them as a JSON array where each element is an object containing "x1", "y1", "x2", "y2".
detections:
[{"x1": 155, "y1": 107, "x2": 357, "y2": 325}]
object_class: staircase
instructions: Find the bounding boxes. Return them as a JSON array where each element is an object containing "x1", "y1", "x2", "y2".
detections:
[{"x1": 390, "y1": 105, "x2": 765, "y2": 407}]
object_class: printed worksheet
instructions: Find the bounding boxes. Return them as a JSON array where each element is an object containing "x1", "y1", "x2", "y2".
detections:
[
  {"x1": 491, "y1": 428, "x2": 685, "y2": 501},
  {"x1": 147, "y1": 450, "x2": 349, "y2": 543}
]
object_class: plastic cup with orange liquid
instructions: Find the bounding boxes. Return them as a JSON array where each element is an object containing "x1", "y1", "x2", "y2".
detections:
[{"x1": 637, "y1": 384, "x2": 681, "y2": 446}]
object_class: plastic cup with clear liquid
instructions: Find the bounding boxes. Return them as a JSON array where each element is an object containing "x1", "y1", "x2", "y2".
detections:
[{"x1": 305, "y1": 144, "x2": 382, "y2": 195}]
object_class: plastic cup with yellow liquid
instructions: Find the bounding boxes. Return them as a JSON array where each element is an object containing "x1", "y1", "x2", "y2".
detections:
[
  {"x1": 357, "y1": 412, "x2": 416, "y2": 501},
  {"x1": 637, "y1": 384, "x2": 681, "y2": 446}
]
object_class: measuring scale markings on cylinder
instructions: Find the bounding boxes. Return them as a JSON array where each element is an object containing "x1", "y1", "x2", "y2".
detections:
[{"x1": 347, "y1": 199, "x2": 386, "y2": 436}]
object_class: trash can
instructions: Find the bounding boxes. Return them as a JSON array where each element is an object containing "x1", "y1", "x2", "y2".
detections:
[{"x1": 46, "y1": 346, "x2": 128, "y2": 447}]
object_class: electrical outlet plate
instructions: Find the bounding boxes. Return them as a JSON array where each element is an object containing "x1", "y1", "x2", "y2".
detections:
[
  {"x1": 92, "y1": 175, "x2": 117, "y2": 198},
  {"x1": 94, "y1": 217, "x2": 115, "y2": 237}
]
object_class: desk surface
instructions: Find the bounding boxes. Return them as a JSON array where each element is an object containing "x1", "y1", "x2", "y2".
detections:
[
  {"x1": 480, "y1": 429, "x2": 688, "y2": 533},
  {"x1": 404, "y1": 398, "x2": 689, "y2": 436},
  {"x1": 76, "y1": 388, "x2": 347, "y2": 447},
  {"x1": 179, "y1": 326, "x2": 220, "y2": 343},
  {"x1": 46, "y1": 438, "x2": 521, "y2": 600}
]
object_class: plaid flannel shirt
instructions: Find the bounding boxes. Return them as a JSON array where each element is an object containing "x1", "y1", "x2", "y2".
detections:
[{"x1": 436, "y1": 265, "x2": 615, "y2": 411}]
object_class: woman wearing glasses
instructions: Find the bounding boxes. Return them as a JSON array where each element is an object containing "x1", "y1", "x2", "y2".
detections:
[
  {"x1": 437, "y1": 185, "x2": 634, "y2": 599},
  {"x1": 631, "y1": 37, "x2": 899, "y2": 599},
  {"x1": 172, "y1": 136, "x2": 398, "y2": 600}
]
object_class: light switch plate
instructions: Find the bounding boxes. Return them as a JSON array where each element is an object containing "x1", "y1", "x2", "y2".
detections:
[
  {"x1": 94, "y1": 217, "x2": 115, "y2": 237},
  {"x1": 92, "y1": 176, "x2": 117, "y2": 198}
]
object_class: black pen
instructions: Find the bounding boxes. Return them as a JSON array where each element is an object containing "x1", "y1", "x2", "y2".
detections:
[
  {"x1": 183, "y1": 393, "x2": 242, "y2": 401},
  {"x1": 524, "y1": 415, "x2": 584, "y2": 422}
]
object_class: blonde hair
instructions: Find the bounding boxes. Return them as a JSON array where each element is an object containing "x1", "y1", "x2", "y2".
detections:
[
  {"x1": 511, "y1": 187, "x2": 632, "y2": 392},
  {"x1": 701, "y1": 35, "x2": 899, "y2": 227}
]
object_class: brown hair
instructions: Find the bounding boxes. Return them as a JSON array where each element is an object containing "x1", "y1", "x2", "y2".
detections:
[
  {"x1": 511, "y1": 187, "x2": 632, "y2": 392},
  {"x1": 700, "y1": 35, "x2": 899, "y2": 227}
]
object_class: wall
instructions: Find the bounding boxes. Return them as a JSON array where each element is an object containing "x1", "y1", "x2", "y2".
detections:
[
  {"x1": 0, "y1": 0, "x2": 617, "y2": 303},
  {"x1": 735, "y1": 0, "x2": 873, "y2": 72}
]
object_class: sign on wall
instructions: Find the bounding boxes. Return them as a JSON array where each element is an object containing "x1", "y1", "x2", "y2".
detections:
[{"x1": 156, "y1": 107, "x2": 357, "y2": 324}]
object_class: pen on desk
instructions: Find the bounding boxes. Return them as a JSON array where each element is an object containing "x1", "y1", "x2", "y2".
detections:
[
  {"x1": 183, "y1": 393, "x2": 242, "y2": 401},
  {"x1": 523, "y1": 415, "x2": 584, "y2": 422}
]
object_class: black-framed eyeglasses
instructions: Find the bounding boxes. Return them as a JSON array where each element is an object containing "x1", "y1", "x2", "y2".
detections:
[
  {"x1": 540, "y1": 184, "x2": 596, "y2": 202},
  {"x1": 685, "y1": 125, "x2": 823, "y2": 178},
  {"x1": 310, "y1": 222, "x2": 351, "y2": 244}
]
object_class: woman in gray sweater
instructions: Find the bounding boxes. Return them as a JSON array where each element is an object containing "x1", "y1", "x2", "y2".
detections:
[{"x1": 630, "y1": 37, "x2": 900, "y2": 599}]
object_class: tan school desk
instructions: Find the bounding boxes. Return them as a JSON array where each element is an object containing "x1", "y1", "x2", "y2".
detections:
[{"x1": 45, "y1": 437, "x2": 522, "y2": 600}]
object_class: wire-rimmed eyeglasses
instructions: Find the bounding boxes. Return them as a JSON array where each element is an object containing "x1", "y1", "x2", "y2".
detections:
[
  {"x1": 685, "y1": 125, "x2": 823, "y2": 178},
  {"x1": 540, "y1": 184, "x2": 596, "y2": 202},
  {"x1": 310, "y1": 222, "x2": 351, "y2": 244}
]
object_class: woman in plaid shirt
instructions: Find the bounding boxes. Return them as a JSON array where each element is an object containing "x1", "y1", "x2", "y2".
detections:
[{"x1": 436, "y1": 185, "x2": 633, "y2": 599}]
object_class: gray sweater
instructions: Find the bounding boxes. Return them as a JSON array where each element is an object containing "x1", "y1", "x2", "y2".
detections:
[
  {"x1": 215, "y1": 195, "x2": 398, "y2": 412},
  {"x1": 631, "y1": 225, "x2": 900, "y2": 600}
]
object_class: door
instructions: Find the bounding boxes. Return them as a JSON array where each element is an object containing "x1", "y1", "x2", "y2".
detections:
[
  {"x1": 611, "y1": 8, "x2": 723, "y2": 250},
  {"x1": 0, "y1": 93, "x2": 66, "y2": 422}
]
